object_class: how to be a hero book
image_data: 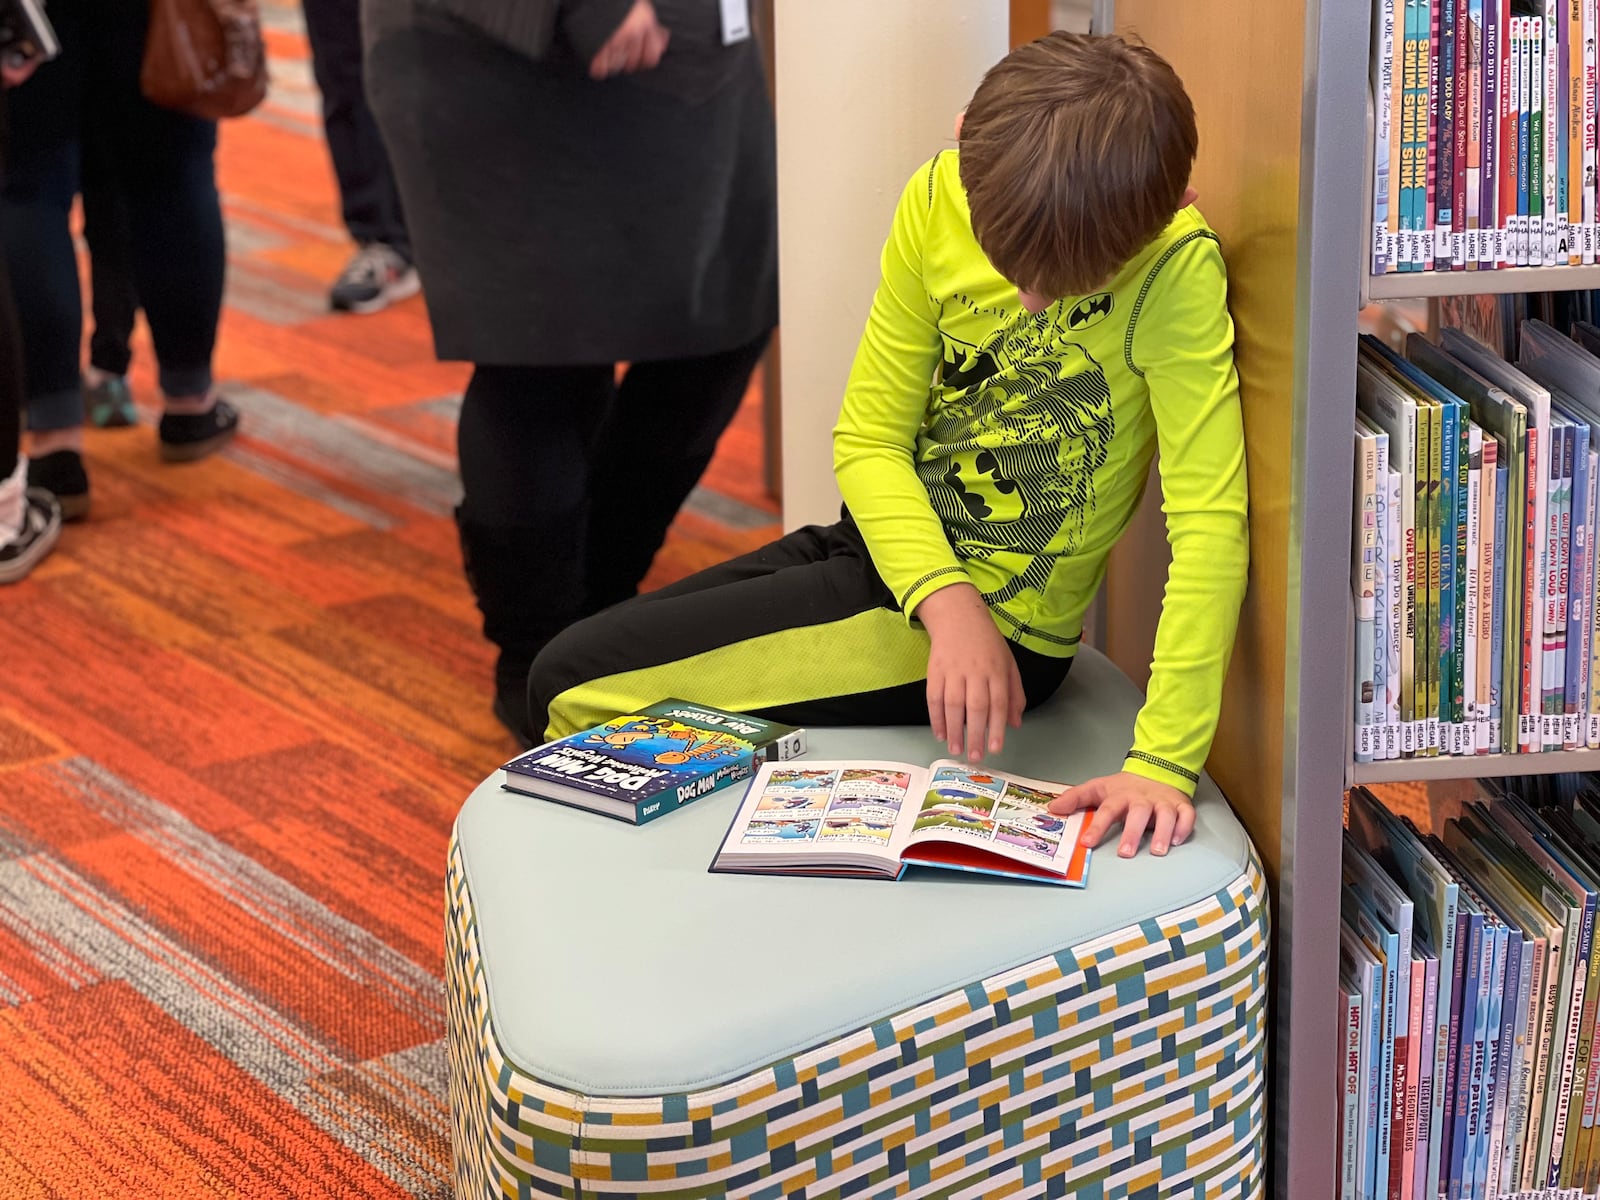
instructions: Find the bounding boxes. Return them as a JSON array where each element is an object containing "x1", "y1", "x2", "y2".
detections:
[{"x1": 499, "y1": 700, "x2": 807, "y2": 825}]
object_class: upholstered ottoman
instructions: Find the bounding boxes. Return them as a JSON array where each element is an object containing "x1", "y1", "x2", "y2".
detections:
[{"x1": 446, "y1": 646, "x2": 1269, "y2": 1199}]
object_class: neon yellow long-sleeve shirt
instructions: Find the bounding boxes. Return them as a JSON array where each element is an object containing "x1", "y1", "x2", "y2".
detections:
[{"x1": 832, "y1": 151, "x2": 1249, "y2": 796}]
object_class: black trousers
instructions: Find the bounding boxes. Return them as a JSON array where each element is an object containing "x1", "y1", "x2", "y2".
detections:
[
  {"x1": 0, "y1": 92, "x2": 18, "y2": 474},
  {"x1": 81, "y1": 122, "x2": 139, "y2": 377},
  {"x1": 302, "y1": 0, "x2": 408, "y2": 255},
  {"x1": 528, "y1": 516, "x2": 1073, "y2": 743},
  {"x1": 454, "y1": 330, "x2": 773, "y2": 675}
]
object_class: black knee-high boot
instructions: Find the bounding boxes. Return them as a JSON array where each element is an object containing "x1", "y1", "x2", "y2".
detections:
[{"x1": 455, "y1": 506, "x2": 585, "y2": 747}]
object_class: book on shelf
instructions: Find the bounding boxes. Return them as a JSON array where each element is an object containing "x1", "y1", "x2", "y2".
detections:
[
  {"x1": 1336, "y1": 775, "x2": 1600, "y2": 1196},
  {"x1": 1346, "y1": 312, "x2": 1600, "y2": 764},
  {"x1": 500, "y1": 700, "x2": 806, "y2": 825},
  {"x1": 709, "y1": 759, "x2": 1091, "y2": 886},
  {"x1": 1367, "y1": 0, "x2": 1600, "y2": 274}
]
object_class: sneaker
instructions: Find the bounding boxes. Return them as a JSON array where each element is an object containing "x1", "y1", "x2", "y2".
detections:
[
  {"x1": 0, "y1": 489, "x2": 63, "y2": 584},
  {"x1": 85, "y1": 374, "x2": 139, "y2": 428},
  {"x1": 159, "y1": 397, "x2": 240, "y2": 463},
  {"x1": 26, "y1": 450, "x2": 90, "y2": 522},
  {"x1": 329, "y1": 244, "x2": 420, "y2": 315}
]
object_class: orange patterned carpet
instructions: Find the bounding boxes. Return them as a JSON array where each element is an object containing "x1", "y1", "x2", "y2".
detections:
[{"x1": 0, "y1": 10, "x2": 780, "y2": 1197}]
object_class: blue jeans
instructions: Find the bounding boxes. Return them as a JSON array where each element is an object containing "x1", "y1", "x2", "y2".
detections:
[{"x1": 1, "y1": 0, "x2": 223, "y2": 432}]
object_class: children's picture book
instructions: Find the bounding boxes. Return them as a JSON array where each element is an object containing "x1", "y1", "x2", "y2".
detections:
[
  {"x1": 500, "y1": 700, "x2": 807, "y2": 825},
  {"x1": 709, "y1": 759, "x2": 1092, "y2": 886}
]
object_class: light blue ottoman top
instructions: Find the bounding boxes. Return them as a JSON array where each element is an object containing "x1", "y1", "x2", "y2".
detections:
[{"x1": 455, "y1": 646, "x2": 1258, "y2": 1097}]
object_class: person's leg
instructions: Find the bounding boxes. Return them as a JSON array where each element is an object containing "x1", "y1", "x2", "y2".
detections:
[
  {"x1": 582, "y1": 330, "x2": 773, "y2": 613},
  {"x1": 79, "y1": 125, "x2": 140, "y2": 427},
  {"x1": 0, "y1": 90, "x2": 63, "y2": 580},
  {"x1": 302, "y1": 0, "x2": 415, "y2": 313},
  {"x1": 456, "y1": 362, "x2": 613, "y2": 742},
  {"x1": 90, "y1": 0, "x2": 236, "y2": 461},
  {"x1": 530, "y1": 518, "x2": 1073, "y2": 743},
  {"x1": 2, "y1": 7, "x2": 92, "y2": 515}
]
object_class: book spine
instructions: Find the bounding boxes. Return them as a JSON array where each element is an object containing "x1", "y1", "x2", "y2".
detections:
[
  {"x1": 1533, "y1": 11, "x2": 1548, "y2": 264},
  {"x1": 1482, "y1": 932, "x2": 1514, "y2": 1200},
  {"x1": 1446, "y1": 404, "x2": 1459, "y2": 739},
  {"x1": 1523, "y1": 424, "x2": 1543, "y2": 751},
  {"x1": 1441, "y1": 0, "x2": 1460, "y2": 267},
  {"x1": 1468, "y1": 0, "x2": 1485, "y2": 266},
  {"x1": 1479, "y1": 437, "x2": 1498, "y2": 749},
  {"x1": 1492, "y1": 459, "x2": 1509, "y2": 750},
  {"x1": 1429, "y1": 0, "x2": 1444, "y2": 269},
  {"x1": 1418, "y1": 953, "x2": 1440, "y2": 1198},
  {"x1": 1458, "y1": 0, "x2": 1475, "y2": 265},
  {"x1": 1377, "y1": 433, "x2": 1395, "y2": 758},
  {"x1": 1358, "y1": 430, "x2": 1380, "y2": 760},
  {"x1": 1550, "y1": 899, "x2": 1595, "y2": 1186},
  {"x1": 1405, "y1": 413, "x2": 1420, "y2": 746},
  {"x1": 1471, "y1": 926, "x2": 1503, "y2": 1197},
  {"x1": 1392, "y1": 469, "x2": 1407, "y2": 754},
  {"x1": 1519, "y1": 16, "x2": 1533, "y2": 263},
  {"x1": 1378, "y1": 0, "x2": 1399, "y2": 271},
  {"x1": 1344, "y1": 985, "x2": 1364, "y2": 1200},
  {"x1": 1504, "y1": 7, "x2": 1525, "y2": 261},
  {"x1": 1427, "y1": 402, "x2": 1444, "y2": 752},
  {"x1": 1586, "y1": 0, "x2": 1598, "y2": 263},
  {"x1": 1569, "y1": 0, "x2": 1583, "y2": 260},
  {"x1": 1568, "y1": 428, "x2": 1590, "y2": 745},
  {"x1": 1483, "y1": 0, "x2": 1503, "y2": 264},
  {"x1": 1546, "y1": 426, "x2": 1567, "y2": 743},
  {"x1": 1589, "y1": 449, "x2": 1600, "y2": 744},
  {"x1": 1405, "y1": 955, "x2": 1425, "y2": 1200},
  {"x1": 1453, "y1": 404, "x2": 1469, "y2": 738},
  {"x1": 1466, "y1": 428, "x2": 1483, "y2": 747},
  {"x1": 1547, "y1": 0, "x2": 1562, "y2": 259}
]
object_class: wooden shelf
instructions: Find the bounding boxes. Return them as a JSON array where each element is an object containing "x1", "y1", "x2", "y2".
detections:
[
  {"x1": 1365, "y1": 263, "x2": 1600, "y2": 301},
  {"x1": 1349, "y1": 747, "x2": 1600, "y2": 784}
]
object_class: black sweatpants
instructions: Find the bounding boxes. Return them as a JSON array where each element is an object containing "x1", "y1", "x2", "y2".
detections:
[{"x1": 528, "y1": 516, "x2": 1073, "y2": 742}]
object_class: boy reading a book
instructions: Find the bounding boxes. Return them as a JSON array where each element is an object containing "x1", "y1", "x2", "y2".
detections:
[{"x1": 527, "y1": 32, "x2": 1248, "y2": 861}]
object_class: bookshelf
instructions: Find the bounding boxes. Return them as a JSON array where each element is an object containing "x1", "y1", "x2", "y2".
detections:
[
  {"x1": 1366, "y1": 264, "x2": 1600, "y2": 301},
  {"x1": 1108, "y1": 2, "x2": 1600, "y2": 1197}
]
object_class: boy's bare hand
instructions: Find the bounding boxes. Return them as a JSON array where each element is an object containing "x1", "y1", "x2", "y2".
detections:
[
  {"x1": 1048, "y1": 772, "x2": 1194, "y2": 857},
  {"x1": 590, "y1": 0, "x2": 670, "y2": 79},
  {"x1": 916, "y1": 583, "x2": 1024, "y2": 761}
]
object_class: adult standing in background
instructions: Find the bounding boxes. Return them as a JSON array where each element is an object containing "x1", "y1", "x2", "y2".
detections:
[
  {"x1": 365, "y1": 0, "x2": 778, "y2": 745},
  {"x1": 3, "y1": 0, "x2": 240, "y2": 522},
  {"x1": 302, "y1": 0, "x2": 417, "y2": 313}
]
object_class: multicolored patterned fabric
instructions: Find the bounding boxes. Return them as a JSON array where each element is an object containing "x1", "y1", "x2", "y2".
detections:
[{"x1": 446, "y1": 833, "x2": 1269, "y2": 1199}]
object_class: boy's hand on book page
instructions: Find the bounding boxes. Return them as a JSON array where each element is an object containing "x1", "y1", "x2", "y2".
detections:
[
  {"x1": 916, "y1": 583, "x2": 1025, "y2": 762},
  {"x1": 1047, "y1": 773, "x2": 1194, "y2": 858}
]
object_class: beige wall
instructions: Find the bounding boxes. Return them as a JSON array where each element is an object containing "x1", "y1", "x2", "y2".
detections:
[{"x1": 774, "y1": 3, "x2": 1009, "y2": 530}]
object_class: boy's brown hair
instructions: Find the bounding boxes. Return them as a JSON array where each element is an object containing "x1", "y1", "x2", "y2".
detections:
[{"x1": 959, "y1": 32, "x2": 1197, "y2": 300}]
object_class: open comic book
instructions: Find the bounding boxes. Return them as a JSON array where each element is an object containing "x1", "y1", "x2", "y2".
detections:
[{"x1": 710, "y1": 759, "x2": 1092, "y2": 886}]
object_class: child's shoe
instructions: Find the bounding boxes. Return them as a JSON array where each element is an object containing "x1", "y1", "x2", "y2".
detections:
[
  {"x1": 159, "y1": 397, "x2": 240, "y2": 463},
  {"x1": 26, "y1": 450, "x2": 91, "y2": 522},
  {"x1": 85, "y1": 373, "x2": 138, "y2": 428},
  {"x1": 0, "y1": 489, "x2": 63, "y2": 584}
]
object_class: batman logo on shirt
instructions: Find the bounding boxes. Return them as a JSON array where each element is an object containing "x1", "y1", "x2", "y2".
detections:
[{"x1": 1066, "y1": 292, "x2": 1113, "y2": 330}]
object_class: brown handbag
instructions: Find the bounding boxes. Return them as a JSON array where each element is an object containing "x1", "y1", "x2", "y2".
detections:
[{"x1": 141, "y1": 0, "x2": 268, "y2": 120}]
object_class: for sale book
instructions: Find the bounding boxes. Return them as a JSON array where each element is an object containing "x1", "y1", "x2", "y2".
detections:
[
  {"x1": 500, "y1": 700, "x2": 807, "y2": 825},
  {"x1": 710, "y1": 759, "x2": 1092, "y2": 887}
]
